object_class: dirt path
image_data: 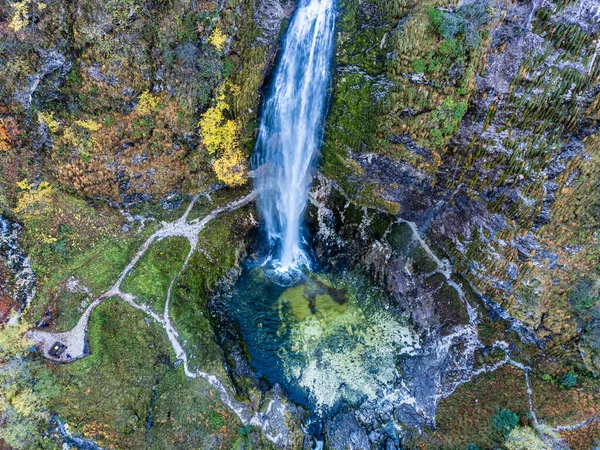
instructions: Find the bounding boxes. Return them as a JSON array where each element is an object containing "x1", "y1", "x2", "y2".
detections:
[{"x1": 26, "y1": 191, "x2": 299, "y2": 446}]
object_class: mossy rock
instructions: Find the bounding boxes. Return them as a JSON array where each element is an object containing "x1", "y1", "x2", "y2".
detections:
[
  {"x1": 387, "y1": 222, "x2": 415, "y2": 256},
  {"x1": 408, "y1": 244, "x2": 439, "y2": 274}
]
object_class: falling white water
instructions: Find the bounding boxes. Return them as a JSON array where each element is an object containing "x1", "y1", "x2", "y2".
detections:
[{"x1": 253, "y1": 0, "x2": 336, "y2": 279}]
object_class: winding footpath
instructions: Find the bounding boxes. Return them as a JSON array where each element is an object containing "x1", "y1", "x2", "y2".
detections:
[{"x1": 26, "y1": 191, "x2": 300, "y2": 447}]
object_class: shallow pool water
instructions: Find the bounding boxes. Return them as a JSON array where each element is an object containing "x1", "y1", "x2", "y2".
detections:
[{"x1": 224, "y1": 261, "x2": 420, "y2": 415}]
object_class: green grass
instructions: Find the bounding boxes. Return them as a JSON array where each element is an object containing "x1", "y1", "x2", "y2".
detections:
[
  {"x1": 48, "y1": 299, "x2": 175, "y2": 448},
  {"x1": 170, "y1": 207, "x2": 254, "y2": 377},
  {"x1": 28, "y1": 227, "x2": 155, "y2": 331},
  {"x1": 48, "y1": 298, "x2": 241, "y2": 449},
  {"x1": 121, "y1": 236, "x2": 191, "y2": 315}
]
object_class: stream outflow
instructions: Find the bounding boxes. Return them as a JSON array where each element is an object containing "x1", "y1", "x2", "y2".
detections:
[{"x1": 253, "y1": 0, "x2": 335, "y2": 282}]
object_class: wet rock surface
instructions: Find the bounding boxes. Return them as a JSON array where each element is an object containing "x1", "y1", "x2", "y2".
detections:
[{"x1": 0, "y1": 216, "x2": 36, "y2": 322}]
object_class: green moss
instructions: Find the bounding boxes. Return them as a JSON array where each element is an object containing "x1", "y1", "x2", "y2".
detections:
[
  {"x1": 170, "y1": 206, "x2": 253, "y2": 375},
  {"x1": 121, "y1": 237, "x2": 191, "y2": 315},
  {"x1": 387, "y1": 222, "x2": 415, "y2": 256},
  {"x1": 322, "y1": 71, "x2": 380, "y2": 184},
  {"x1": 48, "y1": 298, "x2": 241, "y2": 448},
  {"x1": 321, "y1": 0, "x2": 394, "y2": 188},
  {"x1": 409, "y1": 245, "x2": 439, "y2": 274},
  {"x1": 336, "y1": 0, "x2": 391, "y2": 75}
]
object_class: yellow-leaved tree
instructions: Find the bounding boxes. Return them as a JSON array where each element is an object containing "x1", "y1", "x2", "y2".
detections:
[
  {"x1": 137, "y1": 90, "x2": 161, "y2": 116},
  {"x1": 209, "y1": 28, "x2": 228, "y2": 52},
  {"x1": 0, "y1": 119, "x2": 13, "y2": 152},
  {"x1": 9, "y1": 0, "x2": 31, "y2": 31},
  {"x1": 199, "y1": 84, "x2": 248, "y2": 186}
]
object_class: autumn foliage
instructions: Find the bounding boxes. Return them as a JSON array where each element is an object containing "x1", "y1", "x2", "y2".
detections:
[
  {"x1": 0, "y1": 119, "x2": 16, "y2": 152},
  {"x1": 199, "y1": 84, "x2": 248, "y2": 186}
]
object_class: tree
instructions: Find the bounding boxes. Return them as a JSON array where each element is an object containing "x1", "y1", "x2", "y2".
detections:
[
  {"x1": 199, "y1": 85, "x2": 240, "y2": 155},
  {"x1": 492, "y1": 408, "x2": 519, "y2": 436},
  {"x1": 560, "y1": 372, "x2": 577, "y2": 388},
  {"x1": 212, "y1": 147, "x2": 247, "y2": 187},
  {"x1": 199, "y1": 84, "x2": 248, "y2": 186},
  {"x1": 0, "y1": 119, "x2": 13, "y2": 152},
  {"x1": 9, "y1": 1, "x2": 32, "y2": 32},
  {"x1": 136, "y1": 91, "x2": 161, "y2": 116}
]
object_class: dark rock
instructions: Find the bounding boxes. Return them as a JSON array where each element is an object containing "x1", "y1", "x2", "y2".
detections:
[{"x1": 324, "y1": 411, "x2": 370, "y2": 450}]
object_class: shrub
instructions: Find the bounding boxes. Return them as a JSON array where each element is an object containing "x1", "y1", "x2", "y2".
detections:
[
  {"x1": 504, "y1": 426, "x2": 550, "y2": 450},
  {"x1": 466, "y1": 444, "x2": 480, "y2": 450},
  {"x1": 413, "y1": 58, "x2": 427, "y2": 74},
  {"x1": 560, "y1": 372, "x2": 577, "y2": 388},
  {"x1": 492, "y1": 408, "x2": 519, "y2": 436},
  {"x1": 426, "y1": 8, "x2": 443, "y2": 31},
  {"x1": 540, "y1": 373, "x2": 555, "y2": 384},
  {"x1": 438, "y1": 38, "x2": 465, "y2": 59},
  {"x1": 38, "y1": 112, "x2": 60, "y2": 132},
  {"x1": 429, "y1": 96, "x2": 468, "y2": 147},
  {"x1": 209, "y1": 28, "x2": 227, "y2": 52},
  {"x1": 136, "y1": 91, "x2": 161, "y2": 116},
  {"x1": 208, "y1": 411, "x2": 226, "y2": 430}
]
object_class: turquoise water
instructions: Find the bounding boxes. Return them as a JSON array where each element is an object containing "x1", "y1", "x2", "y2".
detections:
[{"x1": 224, "y1": 261, "x2": 420, "y2": 415}]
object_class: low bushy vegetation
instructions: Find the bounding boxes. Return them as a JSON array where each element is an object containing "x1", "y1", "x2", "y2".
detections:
[{"x1": 492, "y1": 408, "x2": 519, "y2": 436}]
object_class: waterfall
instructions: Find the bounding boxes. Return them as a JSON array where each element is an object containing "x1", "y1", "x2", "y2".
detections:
[{"x1": 253, "y1": 0, "x2": 335, "y2": 280}]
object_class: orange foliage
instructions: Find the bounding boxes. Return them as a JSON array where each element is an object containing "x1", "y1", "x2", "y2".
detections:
[{"x1": 0, "y1": 118, "x2": 16, "y2": 152}]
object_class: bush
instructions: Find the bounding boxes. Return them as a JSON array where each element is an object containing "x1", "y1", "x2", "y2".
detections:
[
  {"x1": 466, "y1": 444, "x2": 480, "y2": 450},
  {"x1": 438, "y1": 38, "x2": 465, "y2": 59},
  {"x1": 492, "y1": 408, "x2": 519, "y2": 436},
  {"x1": 429, "y1": 96, "x2": 468, "y2": 147},
  {"x1": 560, "y1": 372, "x2": 577, "y2": 388},
  {"x1": 540, "y1": 373, "x2": 555, "y2": 384},
  {"x1": 504, "y1": 426, "x2": 550, "y2": 450},
  {"x1": 426, "y1": 8, "x2": 443, "y2": 31},
  {"x1": 208, "y1": 411, "x2": 226, "y2": 430},
  {"x1": 413, "y1": 58, "x2": 427, "y2": 74}
]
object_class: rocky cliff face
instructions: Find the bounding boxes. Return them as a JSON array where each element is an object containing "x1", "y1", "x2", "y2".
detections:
[
  {"x1": 322, "y1": 0, "x2": 600, "y2": 373},
  {"x1": 0, "y1": 0, "x2": 293, "y2": 206}
]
